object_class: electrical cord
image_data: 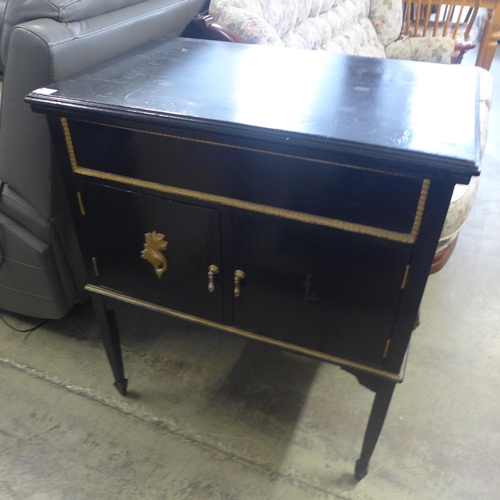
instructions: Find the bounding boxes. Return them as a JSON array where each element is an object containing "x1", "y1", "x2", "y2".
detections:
[{"x1": 0, "y1": 313, "x2": 49, "y2": 338}]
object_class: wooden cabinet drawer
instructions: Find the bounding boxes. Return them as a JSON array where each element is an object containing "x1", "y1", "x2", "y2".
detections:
[
  {"x1": 67, "y1": 120, "x2": 427, "y2": 243},
  {"x1": 80, "y1": 182, "x2": 223, "y2": 323}
]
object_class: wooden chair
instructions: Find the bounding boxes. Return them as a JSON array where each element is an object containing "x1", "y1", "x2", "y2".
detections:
[{"x1": 402, "y1": 0, "x2": 481, "y2": 63}]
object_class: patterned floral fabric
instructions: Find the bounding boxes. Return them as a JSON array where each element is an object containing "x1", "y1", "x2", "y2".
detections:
[
  {"x1": 436, "y1": 176, "x2": 479, "y2": 253},
  {"x1": 209, "y1": 0, "x2": 455, "y2": 62},
  {"x1": 369, "y1": 0, "x2": 402, "y2": 46},
  {"x1": 385, "y1": 35, "x2": 455, "y2": 63}
]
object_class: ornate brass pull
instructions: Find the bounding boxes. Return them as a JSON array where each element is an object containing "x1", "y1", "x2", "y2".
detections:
[
  {"x1": 234, "y1": 270, "x2": 245, "y2": 297},
  {"x1": 208, "y1": 265, "x2": 219, "y2": 292},
  {"x1": 141, "y1": 231, "x2": 168, "y2": 278}
]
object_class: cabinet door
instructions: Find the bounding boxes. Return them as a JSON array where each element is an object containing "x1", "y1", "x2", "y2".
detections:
[
  {"x1": 232, "y1": 215, "x2": 411, "y2": 366},
  {"x1": 80, "y1": 182, "x2": 223, "y2": 322}
]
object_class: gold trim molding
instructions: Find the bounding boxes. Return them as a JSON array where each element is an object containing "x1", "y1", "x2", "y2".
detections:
[
  {"x1": 61, "y1": 118, "x2": 429, "y2": 244},
  {"x1": 85, "y1": 284, "x2": 404, "y2": 383},
  {"x1": 62, "y1": 117, "x2": 412, "y2": 178}
]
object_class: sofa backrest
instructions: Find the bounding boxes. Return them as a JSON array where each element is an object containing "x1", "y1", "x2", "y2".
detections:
[
  {"x1": 1, "y1": 0, "x2": 148, "y2": 62},
  {"x1": 209, "y1": 0, "x2": 403, "y2": 57}
]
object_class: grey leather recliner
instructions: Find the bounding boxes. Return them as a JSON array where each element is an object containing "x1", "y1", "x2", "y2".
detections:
[{"x1": 0, "y1": 0, "x2": 204, "y2": 319}]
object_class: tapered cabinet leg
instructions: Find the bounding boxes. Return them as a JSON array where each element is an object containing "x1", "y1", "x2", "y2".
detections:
[
  {"x1": 355, "y1": 380, "x2": 395, "y2": 480},
  {"x1": 92, "y1": 294, "x2": 128, "y2": 396}
]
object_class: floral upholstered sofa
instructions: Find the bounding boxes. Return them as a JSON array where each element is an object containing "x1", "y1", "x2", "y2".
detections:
[
  {"x1": 197, "y1": 0, "x2": 494, "y2": 271},
  {"x1": 207, "y1": 0, "x2": 459, "y2": 62}
]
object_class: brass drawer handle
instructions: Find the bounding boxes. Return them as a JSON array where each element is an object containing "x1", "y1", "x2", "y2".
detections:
[
  {"x1": 141, "y1": 231, "x2": 168, "y2": 278},
  {"x1": 234, "y1": 270, "x2": 245, "y2": 297},
  {"x1": 208, "y1": 265, "x2": 219, "y2": 292}
]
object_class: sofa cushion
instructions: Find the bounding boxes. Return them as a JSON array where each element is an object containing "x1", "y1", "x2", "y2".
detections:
[
  {"x1": 385, "y1": 35, "x2": 456, "y2": 63},
  {"x1": 210, "y1": 0, "x2": 388, "y2": 56}
]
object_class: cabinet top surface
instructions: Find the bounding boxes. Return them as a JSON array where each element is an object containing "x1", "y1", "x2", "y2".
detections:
[{"x1": 27, "y1": 37, "x2": 480, "y2": 176}]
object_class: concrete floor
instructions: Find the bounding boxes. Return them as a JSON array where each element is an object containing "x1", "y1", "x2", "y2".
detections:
[{"x1": 0, "y1": 50, "x2": 499, "y2": 500}]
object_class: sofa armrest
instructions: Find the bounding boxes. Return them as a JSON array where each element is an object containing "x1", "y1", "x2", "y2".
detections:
[
  {"x1": 193, "y1": 13, "x2": 245, "y2": 42},
  {"x1": 385, "y1": 36, "x2": 456, "y2": 64},
  {"x1": 207, "y1": 6, "x2": 283, "y2": 46}
]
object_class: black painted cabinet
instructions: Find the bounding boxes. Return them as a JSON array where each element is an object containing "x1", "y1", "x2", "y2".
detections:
[{"x1": 26, "y1": 37, "x2": 480, "y2": 478}]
